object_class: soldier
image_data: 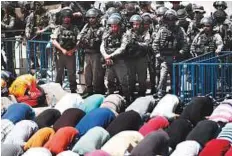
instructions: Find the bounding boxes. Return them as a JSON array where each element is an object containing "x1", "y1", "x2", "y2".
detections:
[
  {"x1": 25, "y1": 1, "x2": 54, "y2": 39},
  {"x1": 25, "y1": 1, "x2": 55, "y2": 74},
  {"x1": 213, "y1": 10, "x2": 232, "y2": 50},
  {"x1": 152, "y1": 10, "x2": 188, "y2": 97},
  {"x1": 124, "y1": 14, "x2": 151, "y2": 97},
  {"x1": 176, "y1": 9, "x2": 191, "y2": 33},
  {"x1": 190, "y1": 17, "x2": 224, "y2": 57},
  {"x1": 100, "y1": 14, "x2": 131, "y2": 102},
  {"x1": 141, "y1": 13, "x2": 156, "y2": 94},
  {"x1": 151, "y1": 7, "x2": 169, "y2": 92},
  {"x1": 213, "y1": 1, "x2": 227, "y2": 11},
  {"x1": 187, "y1": 5, "x2": 206, "y2": 46},
  {"x1": 77, "y1": 8, "x2": 105, "y2": 97},
  {"x1": 121, "y1": 3, "x2": 139, "y2": 30},
  {"x1": 154, "y1": 7, "x2": 169, "y2": 37},
  {"x1": 1, "y1": 2, "x2": 16, "y2": 75},
  {"x1": 51, "y1": 8, "x2": 79, "y2": 93}
]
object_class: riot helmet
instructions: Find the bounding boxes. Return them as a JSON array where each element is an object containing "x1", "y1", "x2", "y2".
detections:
[
  {"x1": 141, "y1": 13, "x2": 152, "y2": 24},
  {"x1": 156, "y1": 7, "x2": 169, "y2": 17},
  {"x1": 107, "y1": 15, "x2": 121, "y2": 25},
  {"x1": 200, "y1": 17, "x2": 213, "y2": 26},
  {"x1": 213, "y1": 10, "x2": 227, "y2": 23},
  {"x1": 60, "y1": 8, "x2": 73, "y2": 25},
  {"x1": 213, "y1": 1, "x2": 227, "y2": 10},
  {"x1": 141, "y1": 13, "x2": 152, "y2": 31},
  {"x1": 200, "y1": 17, "x2": 214, "y2": 33},
  {"x1": 86, "y1": 8, "x2": 100, "y2": 25},
  {"x1": 107, "y1": 7, "x2": 118, "y2": 17},
  {"x1": 108, "y1": 15, "x2": 122, "y2": 33},
  {"x1": 130, "y1": 14, "x2": 143, "y2": 32},
  {"x1": 86, "y1": 8, "x2": 100, "y2": 18},
  {"x1": 163, "y1": 9, "x2": 178, "y2": 21}
]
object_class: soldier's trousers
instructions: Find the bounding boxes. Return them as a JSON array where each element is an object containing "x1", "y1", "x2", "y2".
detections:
[
  {"x1": 84, "y1": 53, "x2": 105, "y2": 94},
  {"x1": 147, "y1": 55, "x2": 160, "y2": 94},
  {"x1": 127, "y1": 56, "x2": 148, "y2": 96},
  {"x1": 55, "y1": 53, "x2": 77, "y2": 91},
  {"x1": 157, "y1": 56, "x2": 174, "y2": 94},
  {"x1": 106, "y1": 59, "x2": 130, "y2": 98},
  {"x1": 3, "y1": 41, "x2": 16, "y2": 75}
]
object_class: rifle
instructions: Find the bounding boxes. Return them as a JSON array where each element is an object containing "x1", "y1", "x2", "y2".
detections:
[{"x1": 76, "y1": 23, "x2": 89, "y2": 48}]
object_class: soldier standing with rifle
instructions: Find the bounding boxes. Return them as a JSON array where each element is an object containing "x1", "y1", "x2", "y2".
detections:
[
  {"x1": 77, "y1": 8, "x2": 105, "y2": 97},
  {"x1": 100, "y1": 14, "x2": 131, "y2": 103},
  {"x1": 51, "y1": 8, "x2": 79, "y2": 93},
  {"x1": 153, "y1": 10, "x2": 188, "y2": 97},
  {"x1": 25, "y1": 1, "x2": 54, "y2": 75},
  {"x1": 124, "y1": 14, "x2": 151, "y2": 98}
]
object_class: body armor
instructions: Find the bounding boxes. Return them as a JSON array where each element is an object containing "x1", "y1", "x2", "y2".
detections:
[
  {"x1": 58, "y1": 26, "x2": 77, "y2": 50},
  {"x1": 34, "y1": 13, "x2": 49, "y2": 29},
  {"x1": 195, "y1": 34, "x2": 216, "y2": 54},
  {"x1": 82, "y1": 26, "x2": 102, "y2": 49},
  {"x1": 105, "y1": 34, "x2": 122, "y2": 55},
  {"x1": 159, "y1": 27, "x2": 179, "y2": 56}
]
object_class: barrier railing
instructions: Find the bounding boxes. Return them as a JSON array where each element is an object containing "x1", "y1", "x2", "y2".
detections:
[
  {"x1": 2, "y1": 31, "x2": 85, "y2": 90},
  {"x1": 173, "y1": 51, "x2": 232, "y2": 103},
  {"x1": 1, "y1": 36, "x2": 28, "y2": 75},
  {"x1": 26, "y1": 39, "x2": 85, "y2": 87}
]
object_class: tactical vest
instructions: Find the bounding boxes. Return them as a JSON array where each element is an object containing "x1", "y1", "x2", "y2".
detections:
[
  {"x1": 34, "y1": 13, "x2": 49, "y2": 28},
  {"x1": 83, "y1": 27, "x2": 102, "y2": 49},
  {"x1": 159, "y1": 27, "x2": 179, "y2": 56},
  {"x1": 105, "y1": 34, "x2": 122, "y2": 54},
  {"x1": 58, "y1": 26, "x2": 77, "y2": 51},
  {"x1": 196, "y1": 34, "x2": 216, "y2": 54}
]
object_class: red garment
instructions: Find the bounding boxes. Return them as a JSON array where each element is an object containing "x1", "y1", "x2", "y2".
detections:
[
  {"x1": 17, "y1": 87, "x2": 43, "y2": 107},
  {"x1": 225, "y1": 147, "x2": 232, "y2": 156},
  {"x1": 139, "y1": 116, "x2": 169, "y2": 136},
  {"x1": 199, "y1": 139, "x2": 230, "y2": 156},
  {"x1": 44, "y1": 127, "x2": 78, "y2": 155}
]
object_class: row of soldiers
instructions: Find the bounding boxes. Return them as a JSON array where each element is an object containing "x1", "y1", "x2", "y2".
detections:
[{"x1": 2, "y1": 1, "x2": 232, "y2": 104}]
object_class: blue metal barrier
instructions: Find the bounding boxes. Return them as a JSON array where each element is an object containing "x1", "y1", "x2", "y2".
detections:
[{"x1": 173, "y1": 52, "x2": 232, "y2": 103}]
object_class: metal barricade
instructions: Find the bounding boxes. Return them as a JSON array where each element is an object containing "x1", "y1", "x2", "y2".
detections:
[
  {"x1": 1, "y1": 35, "x2": 27, "y2": 75},
  {"x1": 26, "y1": 39, "x2": 55, "y2": 81},
  {"x1": 26, "y1": 38, "x2": 85, "y2": 88},
  {"x1": 173, "y1": 52, "x2": 232, "y2": 103}
]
